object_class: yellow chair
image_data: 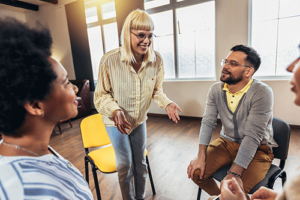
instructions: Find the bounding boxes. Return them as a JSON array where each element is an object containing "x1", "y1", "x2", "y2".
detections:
[{"x1": 80, "y1": 113, "x2": 156, "y2": 200}]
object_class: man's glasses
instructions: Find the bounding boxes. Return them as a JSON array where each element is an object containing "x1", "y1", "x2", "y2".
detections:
[
  {"x1": 221, "y1": 59, "x2": 252, "y2": 68},
  {"x1": 131, "y1": 32, "x2": 156, "y2": 42}
]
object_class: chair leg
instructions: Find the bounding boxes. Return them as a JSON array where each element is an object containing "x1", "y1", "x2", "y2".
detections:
[
  {"x1": 197, "y1": 187, "x2": 202, "y2": 200},
  {"x1": 68, "y1": 119, "x2": 73, "y2": 128},
  {"x1": 281, "y1": 171, "x2": 287, "y2": 186},
  {"x1": 57, "y1": 123, "x2": 62, "y2": 134},
  {"x1": 85, "y1": 157, "x2": 89, "y2": 184},
  {"x1": 146, "y1": 156, "x2": 156, "y2": 195},
  {"x1": 91, "y1": 165, "x2": 101, "y2": 200}
]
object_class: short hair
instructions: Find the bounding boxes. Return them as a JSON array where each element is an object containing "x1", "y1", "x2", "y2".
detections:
[
  {"x1": 121, "y1": 9, "x2": 156, "y2": 63},
  {"x1": 0, "y1": 17, "x2": 57, "y2": 135},
  {"x1": 230, "y1": 45, "x2": 261, "y2": 73}
]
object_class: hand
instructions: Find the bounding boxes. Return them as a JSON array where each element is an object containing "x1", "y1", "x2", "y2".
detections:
[
  {"x1": 221, "y1": 174, "x2": 244, "y2": 193},
  {"x1": 250, "y1": 187, "x2": 278, "y2": 200},
  {"x1": 220, "y1": 178, "x2": 247, "y2": 200},
  {"x1": 165, "y1": 103, "x2": 182, "y2": 123},
  {"x1": 187, "y1": 156, "x2": 206, "y2": 180},
  {"x1": 113, "y1": 110, "x2": 131, "y2": 135}
]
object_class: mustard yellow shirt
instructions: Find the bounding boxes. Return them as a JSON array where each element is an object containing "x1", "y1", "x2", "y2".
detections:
[
  {"x1": 223, "y1": 79, "x2": 253, "y2": 113},
  {"x1": 94, "y1": 47, "x2": 172, "y2": 134}
]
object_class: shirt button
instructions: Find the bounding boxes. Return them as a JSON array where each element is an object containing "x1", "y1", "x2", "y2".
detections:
[
  {"x1": 231, "y1": 101, "x2": 233, "y2": 103},
  {"x1": 68, "y1": 162, "x2": 72, "y2": 168},
  {"x1": 232, "y1": 95, "x2": 235, "y2": 97}
]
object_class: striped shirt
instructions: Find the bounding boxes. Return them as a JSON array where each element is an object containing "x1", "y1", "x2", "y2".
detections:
[
  {"x1": 94, "y1": 47, "x2": 172, "y2": 134},
  {"x1": 0, "y1": 144, "x2": 93, "y2": 200}
]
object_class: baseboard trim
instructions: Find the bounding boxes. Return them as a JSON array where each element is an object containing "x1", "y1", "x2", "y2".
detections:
[
  {"x1": 289, "y1": 124, "x2": 300, "y2": 129},
  {"x1": 147, "y1": 113, "x2": 300, "y2": 128}
]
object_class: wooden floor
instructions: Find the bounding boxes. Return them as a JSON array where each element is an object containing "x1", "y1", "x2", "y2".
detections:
[{"x1": 50, "y1": 112, "x2": 300, "y2": 200}]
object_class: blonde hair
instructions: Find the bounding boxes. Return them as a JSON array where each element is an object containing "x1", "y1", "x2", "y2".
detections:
[{"x1": 121, "y1": 9, "x2": 156, "y2": 63}]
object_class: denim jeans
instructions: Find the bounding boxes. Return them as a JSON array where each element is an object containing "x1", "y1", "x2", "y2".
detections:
[{"x1": 106, "y1": 122, "x2": 148, "y2": 200}]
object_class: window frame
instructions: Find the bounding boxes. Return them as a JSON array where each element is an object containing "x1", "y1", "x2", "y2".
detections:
[
  {"x1": 146, "y1": 0, "x2": 216, "y2": 81},
  {"x1": 248, "y1": 0, "x2": 293, "y2": 80},
  {"x1": 85, "y1": 0, "x2": 117, "y2": 55}
]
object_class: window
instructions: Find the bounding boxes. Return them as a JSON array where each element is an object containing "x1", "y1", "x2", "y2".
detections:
[
  {"x1": 250, "y1": 0, "x2": 300, "y2": 77},
  {"x1": 84, "y1": 0, "x2": 119, "y2": 85},
  {"x1": 146, "y1": 0, "x2": 215, "y2": 80}
]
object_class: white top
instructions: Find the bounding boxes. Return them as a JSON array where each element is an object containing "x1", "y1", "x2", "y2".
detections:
[{"x1": 0, "y1": 143, "x2": 93, "y2": 200}]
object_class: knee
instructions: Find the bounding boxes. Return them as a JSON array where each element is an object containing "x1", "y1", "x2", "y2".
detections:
[
  {"x1": 192, "y1": 169, "x2": 201, "y2": 182},
  {"x1": 135, "y1": 161, "x2": 148, "y2": 175},
  {"x1": 192, "y1": 169, "x2": 206, "y2": 185},
  {"x1": 117, "y1": 160, "x2": 132, "y2": 173}
]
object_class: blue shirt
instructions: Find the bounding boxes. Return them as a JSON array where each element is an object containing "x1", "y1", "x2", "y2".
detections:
[{"x1": 0, "y1": 145, "x2": 93, "y2": 200}]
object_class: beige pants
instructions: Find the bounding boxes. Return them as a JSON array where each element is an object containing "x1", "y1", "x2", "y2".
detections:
[{"x1": 192, "y1": 137, "x2": 274, "y2": 196}]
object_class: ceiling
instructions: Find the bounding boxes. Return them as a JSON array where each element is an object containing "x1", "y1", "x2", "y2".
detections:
[{"x1": 0, "y1": 0, "x2": 76, "y2": 12}]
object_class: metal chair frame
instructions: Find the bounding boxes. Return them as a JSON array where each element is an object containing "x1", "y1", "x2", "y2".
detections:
[
  {"x1": 197, "y1": 117, "x2": 291, "y2": 200},
  {"x1": 84, "y1": 148, "x2": 156, "y2": 200}
]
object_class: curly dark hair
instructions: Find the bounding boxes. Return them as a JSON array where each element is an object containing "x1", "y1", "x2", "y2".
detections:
[
  {"x1": 0, "y1": 17, "x2": 57, "y2": 135},
  {"x1": 231, "y1": 45, "x2": 261, "y2": 73}
]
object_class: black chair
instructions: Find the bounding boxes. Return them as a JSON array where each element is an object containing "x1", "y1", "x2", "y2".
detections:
[{"x1": 197, "y1": 117, "x2": 291, "y2": 200}]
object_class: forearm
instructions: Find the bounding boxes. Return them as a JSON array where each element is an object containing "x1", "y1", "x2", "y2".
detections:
[
  {"x1": 199, "y1": 85, "x2": 218, "y2": 144},
  {"x1": 153, "y1": 91, "x2": 173, "y2": 109},
  {"x1": 234, "y1": 136, "x2": 260, "y2": 169},
  {"x1": 229, "y1": 162, "x2": 245, "y2": 175},
  {"x1": 94, "y1": 92, "x2": 121, "y2": 117},
  {"x1": 199, "y1": 122, "x2": 215, "y2": 145},
  {"x1": 197, "y1": 144, "x2": 208, "y2": 159},
  {"x1": 152, "y1": 67, "x2": 172, "y2": 109}
]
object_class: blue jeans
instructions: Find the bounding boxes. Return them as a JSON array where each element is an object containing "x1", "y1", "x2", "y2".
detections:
[{"x1": 106, "y1": 122, "x2": 147, "y2": 200}]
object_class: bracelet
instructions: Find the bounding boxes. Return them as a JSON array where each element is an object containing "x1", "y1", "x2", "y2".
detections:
[{"x1": 227, "y1": 170, "x2": 242, "y2": 178}]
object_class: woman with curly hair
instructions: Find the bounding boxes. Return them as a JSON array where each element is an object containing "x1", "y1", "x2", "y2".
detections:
[
  {"x1": 94, "y1": 9, "x2": 181, "y2": 200},
  {"x1": 0, "y1": 18, "x2": 93, "y2": 199}
]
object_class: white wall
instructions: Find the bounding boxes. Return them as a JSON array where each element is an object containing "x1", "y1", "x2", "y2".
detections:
[
  {"x1": 1, "y1": 0, "x2": 299, "y2": 125},
  {"x1": 149, "y1": 0, "x2": 300, "y2": 125},
  {"x1": 0, "y1": 1, "x2": 76, "y2": 80},
  {"x1": 25, "y1": 3, "x2": 76, "y2": 80},
  {"x1": 0, "y1": 5, "x2": 26, "y2": 22}
]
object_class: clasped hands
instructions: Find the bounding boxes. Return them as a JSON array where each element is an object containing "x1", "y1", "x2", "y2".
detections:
[
  {"x1": 220, "y1": 178, "x2": 278, "y2": 200},
  {"x1": 112, "y1": 103, "x2": 181, "y2": 135}
]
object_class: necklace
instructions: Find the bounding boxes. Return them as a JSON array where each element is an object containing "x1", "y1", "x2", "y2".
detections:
[{"x1": 1, "y1": 141, "x2": 40, "y2": 156}]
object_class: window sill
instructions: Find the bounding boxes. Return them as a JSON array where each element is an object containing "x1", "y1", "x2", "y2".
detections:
[
  {"x1": 164, "y1": 77, "x2": 216, "y2": 82},
  {"x1": 253, "y1": 75, "x2": 292, "y2": 81}
]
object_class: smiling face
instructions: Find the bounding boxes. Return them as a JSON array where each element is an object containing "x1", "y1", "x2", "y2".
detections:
[
  {"x1": 220, "y1": 51, "x2": 249, "y2": 85},
  {"x1": 42, "y1": 58, "x2": 79, "y2": 122},
  {"x1": 287, "y1": 57, "x2": 300, "y2": 106},
  {"x1": 130, "y1": 29, "x2": 153, "y2": 61}
]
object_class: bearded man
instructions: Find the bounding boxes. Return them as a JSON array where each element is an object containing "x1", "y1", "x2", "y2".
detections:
[{"x1": 187, "y1": 45, "x2": 277, "y2": 200}]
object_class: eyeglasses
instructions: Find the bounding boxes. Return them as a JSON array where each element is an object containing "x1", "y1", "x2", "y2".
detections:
[
  {"x1": 131, "y1": 32, "x2": 156, "y2": 42},
  {"x1": 221, "y1": 59, "x2": 252, "y2": 68}
]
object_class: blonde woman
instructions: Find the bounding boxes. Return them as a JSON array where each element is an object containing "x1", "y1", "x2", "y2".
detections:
[{"x1": 94, "y1": 9, "x2": 181, "y2": 200}]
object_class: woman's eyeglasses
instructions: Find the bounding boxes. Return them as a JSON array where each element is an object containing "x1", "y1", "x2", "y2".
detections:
[{"x1": 131, "y1": 32, "x2": 156, "y2": 42}]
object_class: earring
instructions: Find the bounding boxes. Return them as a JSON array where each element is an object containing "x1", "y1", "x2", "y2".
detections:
[
  {"x1": 41, "y1": 113, "x2": 44, "y2": 117},
  {"x1": 74, "y1": 86, "x2": 79, "y2": 94}
]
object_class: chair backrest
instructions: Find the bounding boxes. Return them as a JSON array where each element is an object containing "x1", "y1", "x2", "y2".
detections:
[
  {"x1": 80, "y1": 113, "x2": 111, "y2": 148},
  {"x1": 272, "y1": 117, "x2": 291, "y2": 161}
]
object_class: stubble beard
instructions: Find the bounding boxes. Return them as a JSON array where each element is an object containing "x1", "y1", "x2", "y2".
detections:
[{"x1": 220, "y1": 70, "x2": 244, "y2": 85}]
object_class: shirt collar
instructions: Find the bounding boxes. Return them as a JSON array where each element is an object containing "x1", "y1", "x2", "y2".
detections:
[{"x1": 223, "y1": 79, "x2": 253, "y2": 94}]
